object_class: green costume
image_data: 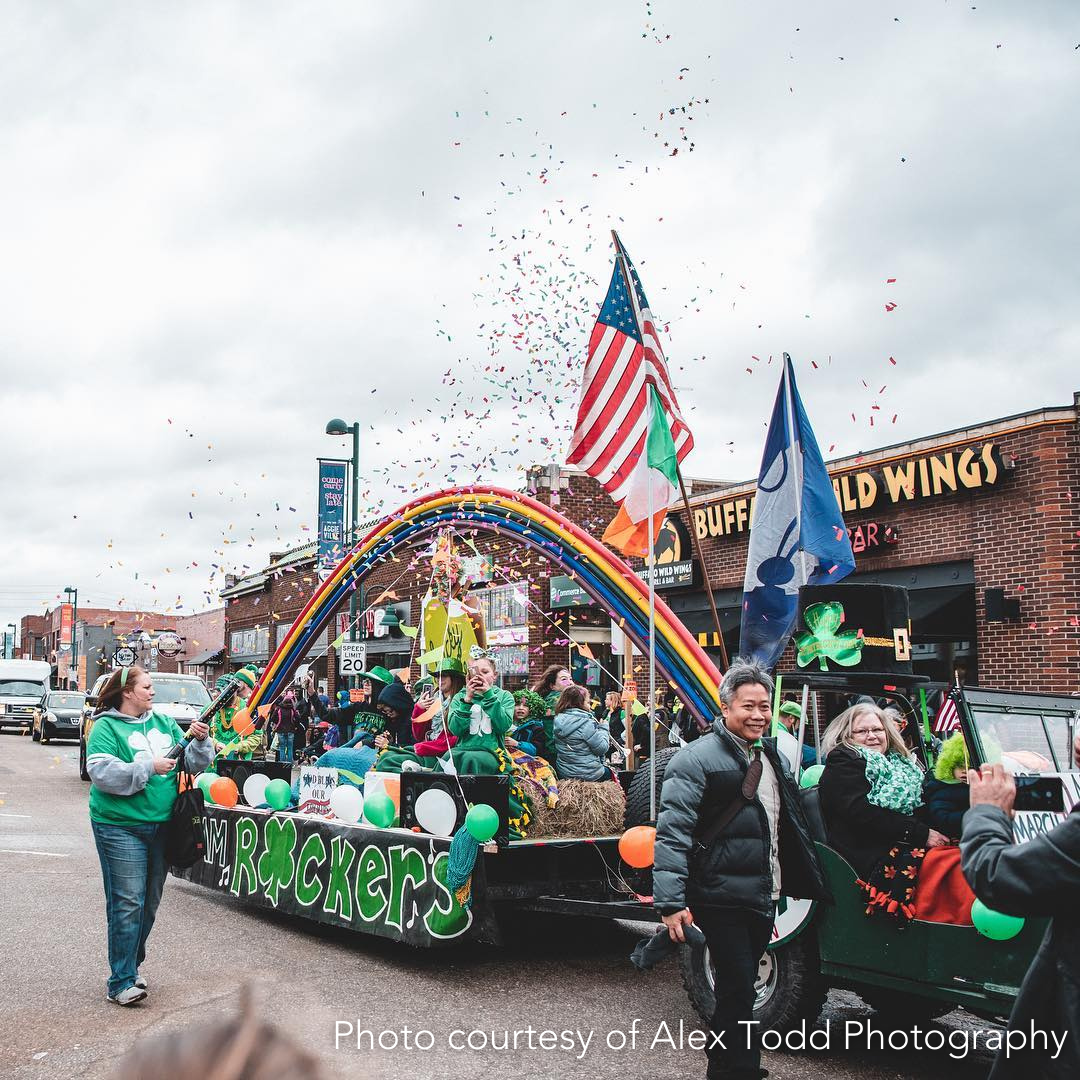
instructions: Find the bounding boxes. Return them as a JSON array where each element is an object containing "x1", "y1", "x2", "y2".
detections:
[
  {"x1": 210, "y1": 703, "x2": 262, "y2": 762},
  {"x1": 448, "y1": 685, "x2": 513, "y2": 774},
  {"x1": 211, "y1": 667, "x2": 262, "y2": 763}
]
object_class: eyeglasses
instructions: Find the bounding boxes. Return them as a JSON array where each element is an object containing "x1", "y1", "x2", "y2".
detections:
[{"x1": 852, "y1": 727, "x2": 886, "y2": 737}]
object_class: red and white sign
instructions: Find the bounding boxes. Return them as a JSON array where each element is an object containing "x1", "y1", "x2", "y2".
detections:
[{"x1": 59, "y1": 604, "x2": 74, "y2": 652}]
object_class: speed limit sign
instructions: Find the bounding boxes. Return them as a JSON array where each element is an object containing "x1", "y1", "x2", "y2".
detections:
[{"x1": 337, "y1": 641, "x2": 367, "y2": 676}]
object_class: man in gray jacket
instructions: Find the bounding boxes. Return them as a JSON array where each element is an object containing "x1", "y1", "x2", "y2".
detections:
[
  {"x1": 961, "y1": 750, "x2": 1080, "y2": 1080},
  {"x1": 654, "y1": 659, "x2": 828, "y2": 1080}
]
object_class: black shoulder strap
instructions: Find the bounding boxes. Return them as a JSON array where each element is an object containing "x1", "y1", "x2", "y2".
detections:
[{"x1": 697, "y1": 746, "x2": 763, "y2": 849}]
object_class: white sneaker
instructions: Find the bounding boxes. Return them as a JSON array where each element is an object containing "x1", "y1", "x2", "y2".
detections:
[
  {"x1": 134, "y1": 975, "x2": 147, "y2": 990},
  {"x1": 108, "y1": 986, "x2": 147, "y2": 1006}
]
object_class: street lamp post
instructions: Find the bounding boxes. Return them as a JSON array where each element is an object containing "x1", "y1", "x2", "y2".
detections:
[
  {"x1": 64, "y1": 586, "x2": 79, "y2": 689},
  {"x1": 326, "y1": 419, "x2": 360, "y2": 689},
  {"x1": 5, "y1": 623, "x2": 15, "y2": 660}
]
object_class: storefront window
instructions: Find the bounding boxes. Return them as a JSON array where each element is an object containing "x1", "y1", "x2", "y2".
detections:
[
  {"x1": 473, "y1": 583, "x2": 528, "y2": 636},
  {"x1": 490, "y1": 644, "x2": 529, "y2": 677}
]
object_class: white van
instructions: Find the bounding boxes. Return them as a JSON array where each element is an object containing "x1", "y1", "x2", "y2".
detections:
[{"x1": 0, "y1": 659, "x2": 52, "y2": 732}]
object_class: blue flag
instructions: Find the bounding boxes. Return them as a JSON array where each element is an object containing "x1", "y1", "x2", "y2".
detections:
[{"x1": 740, "y1": 354, "x2": 855, "y2": 668}]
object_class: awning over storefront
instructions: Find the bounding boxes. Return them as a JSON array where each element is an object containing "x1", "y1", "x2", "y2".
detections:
[{"x1": 185, "y1": 647, "x2": 225, "y2": 666}]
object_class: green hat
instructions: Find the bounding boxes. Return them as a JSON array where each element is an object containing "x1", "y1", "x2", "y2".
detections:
[
  {"x1": 233, "y1": 668, "x2": 259, "y2": 691},
  {"x1": 358, "y1": 666, "x2": 395, "y2": 687},
  {"x1": 432, "y1": 657, "x2": 466, "y2": 677},
  {"x1": 512, "y1": 689, "x2": 547, "y2": 720},
  {"x1": 779, "y1": 701, "x2": 802, "y2": 719},
  {"x1": 934, "y1": 732, "x2": 969, "y2": 783}
]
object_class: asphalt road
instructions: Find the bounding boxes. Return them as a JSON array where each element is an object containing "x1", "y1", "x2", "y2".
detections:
[{"x1": 0, "y1": 733, "x2": 1005, "y2": 1080}]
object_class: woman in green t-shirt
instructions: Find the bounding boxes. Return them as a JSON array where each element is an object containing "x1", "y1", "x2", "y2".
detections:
[{"x1": 87, "y1": 665, "x2": 215, "y2": 1005}]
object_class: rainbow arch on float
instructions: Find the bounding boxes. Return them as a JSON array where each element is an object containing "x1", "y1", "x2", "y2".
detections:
[{"x1": 248, "y1": 487, "x2": 723, "y2": 724}]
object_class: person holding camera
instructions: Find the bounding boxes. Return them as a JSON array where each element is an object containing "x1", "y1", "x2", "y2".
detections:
[{"x1": 961, "y1": 752, "x2": 1080, "y2": 1079}]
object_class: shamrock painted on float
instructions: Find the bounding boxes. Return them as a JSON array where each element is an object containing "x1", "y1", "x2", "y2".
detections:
[
  {"x1": 795, "y1": 601, "x2": 864, "y2": 671},
  {"x1": 257, "y1": 816, "x2": 297, "y2": 907}
]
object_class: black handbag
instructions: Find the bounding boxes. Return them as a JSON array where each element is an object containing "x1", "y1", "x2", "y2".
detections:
[{"x1": 165, "y1": 766, "x2": 207, "y2": 869}]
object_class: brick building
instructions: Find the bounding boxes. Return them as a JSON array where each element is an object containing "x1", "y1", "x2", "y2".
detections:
[
  {"x1": 219, "y1": 393, "x2": 1080, "y2": 698},
  {"x1": 32, "y1": 605, "x2": 197, "y2": 690},
  {"x1": 175, "y1": 607, "x2": 227, "y2": 683},
  {"x1": 18, "y1": 615, "x2": 47, "y2": 661}
]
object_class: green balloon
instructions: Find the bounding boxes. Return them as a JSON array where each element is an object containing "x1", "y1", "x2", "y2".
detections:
[
  {"x1": 197, "y1": 772, "x2": 218, "y2": 797},
  {"x1": 799, "y1": 764, "x2": 825, "y2": 789},
  {"x1": 465, "y1": 803, "x2": 499, "y2": 844},
  {"x1": 364, "y1": 792, "x2": 395, "y2": 828},
  {"x1": 971, "y1": 899, "x2": 1024, "y2": 941},
  {"x1": 264, "y1": 778, "x2": 292, "y2": 811}
]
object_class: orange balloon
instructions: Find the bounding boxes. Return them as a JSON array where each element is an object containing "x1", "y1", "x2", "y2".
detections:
[
  {"x1": 618, "y1": 825, "x2": 656, "y2": 869},
  {"x1": 230, "y1": 709, "x2": 255, "y2": 737},
  {"x1": 256, "y1": 704, "x2": 272, "y2": 720},
  {"x1": 209, "y1": 777, "x2": 239, "y2": 808}
]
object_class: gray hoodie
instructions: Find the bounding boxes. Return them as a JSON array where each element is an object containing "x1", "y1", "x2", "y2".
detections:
[
  {"x1": 554, "y1": 707, "x2": 610, "y2": 781},
  {"x1": 87, "y1": 708, "x2": 215, "y2": 796}
]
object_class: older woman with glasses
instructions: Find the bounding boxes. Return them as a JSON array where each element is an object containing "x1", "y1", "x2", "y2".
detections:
[{"x1": 818, "y1": 703, "x2": 948, "y2": 920}]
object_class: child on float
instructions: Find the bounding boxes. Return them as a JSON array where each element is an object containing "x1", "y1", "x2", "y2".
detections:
[
  {"x1": 375, "y1": 659, "x2": 466, "y2": 773},
  {"x1": 553, "y1": 684, "x2": 615, "y2": 782},
  {"x1": 447, "y1": 648, "x2": 514, "y2": 774},
  {"x1": 506, "y1": 688, "x2": 550, "y2": 759},
  {"x1": 919, "y1": 731, "x2": 971, "y2": 841}
]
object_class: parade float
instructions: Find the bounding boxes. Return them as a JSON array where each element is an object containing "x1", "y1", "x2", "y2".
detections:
[{"x1": 179, "y1": 484, "x2": 723, "y2": 947}]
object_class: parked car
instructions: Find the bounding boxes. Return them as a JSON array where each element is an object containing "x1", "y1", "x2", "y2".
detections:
[
  {"x1": 79, "y1": 671, "x2": 211, "y2": 780},
  {"x1": 32, "y1": 690, "x2": 86, "y2": 744}
]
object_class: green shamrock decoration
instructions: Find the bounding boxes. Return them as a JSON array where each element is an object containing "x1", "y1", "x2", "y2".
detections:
[
  {"x1": 258, "y1": 816, "x2": 297, "y2": 907},
  {"x1": 795, "y1": 601, "x2": 864, "y2": 671}
]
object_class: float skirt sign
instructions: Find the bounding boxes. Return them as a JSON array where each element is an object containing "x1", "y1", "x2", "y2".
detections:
[
  {"x1": 179, "y1": 806, "x2": 476, "y2": 946},
  {"x1": 317, "y1": 459, "x2": 349, "y2": 580}
]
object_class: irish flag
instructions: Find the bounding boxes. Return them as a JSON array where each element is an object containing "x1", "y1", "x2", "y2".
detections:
[{"x1": 602, "y1": 385, "x2": 680, "y2": 557}]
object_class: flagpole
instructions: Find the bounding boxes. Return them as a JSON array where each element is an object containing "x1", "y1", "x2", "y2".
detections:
[
  {"x1": 675, "y1": 466, "x2": 730, "y2": 672},
  {"x1": 647, "y1": 448, "x2": 658, "y2": 821},
  {"x1": 783, "y1": 353, "x2": 810, "y2": 584},
  {"x1": 610, "y1": 229, "x2": 662, "y2": 815}
]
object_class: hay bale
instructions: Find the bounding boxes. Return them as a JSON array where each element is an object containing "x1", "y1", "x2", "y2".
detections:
[{"x1": 527, "y1": 777, "x2": 626, "y2": 839}]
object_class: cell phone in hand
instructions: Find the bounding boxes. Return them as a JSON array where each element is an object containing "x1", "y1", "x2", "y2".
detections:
[{"x1": 1013, "y1": 775, "x2": 1066, "y2": 813}]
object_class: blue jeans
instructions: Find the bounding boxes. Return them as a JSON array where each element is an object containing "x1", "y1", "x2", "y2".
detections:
[
  {"x1": 91, "y1": 821, "x2": 169, "y2": 997},
  {"x1": 278, "y1": 731, "x2": 295, "y2": 763}
]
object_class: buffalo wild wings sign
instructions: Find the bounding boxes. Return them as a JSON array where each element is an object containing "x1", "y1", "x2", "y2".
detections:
[{"x1": 693, "y1": 442, "x2": 1005, "y2": 540}]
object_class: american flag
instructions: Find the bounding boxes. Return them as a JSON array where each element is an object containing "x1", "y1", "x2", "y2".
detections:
[
  {"x1": 567, "y1": 234, "x2": 693, "y2": 502},
  {"x1": 934, "y1": 694, "x2": 961, "y2": 735}
]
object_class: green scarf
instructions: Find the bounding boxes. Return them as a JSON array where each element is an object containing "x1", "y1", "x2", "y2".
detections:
[{"x1": 855, "y1": 746, "x2": 923, "y2": 814}]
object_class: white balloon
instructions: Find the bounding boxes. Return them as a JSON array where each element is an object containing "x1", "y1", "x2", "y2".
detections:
[
  {"x1": 414, "y1": 787, "x2": 458, "y2": 837},
  {"x1": 243, "y1": 773, "x2": 270, "y2": 808},
  {"x1": 330, "y1": 785, "x2": 364, "y2": 824}
]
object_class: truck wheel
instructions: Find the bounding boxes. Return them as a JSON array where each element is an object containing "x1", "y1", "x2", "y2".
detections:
[
  {"x1": 859, "y1": 987, "x2": 952, "y2": 1025},
  {"x1": 623, "y1": 746, "x2": 680, "y2": 828},
  {"x1": 681, "y1": 931, "x2": 827, "y2": 1035},
  {"x1": 622, "y1": 747, "x2": 680, "y2": 894},
  {"x1": 79, "y1": 742, "x2": 90, "y2": 782}
]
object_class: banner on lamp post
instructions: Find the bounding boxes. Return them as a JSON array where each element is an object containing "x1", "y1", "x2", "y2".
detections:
[
  {"x1": 59, "y1": 604, "x2": 74, "y2": 652},
  {"x1": 317, "y1": 459, "x2": 349, "y2": 580}
]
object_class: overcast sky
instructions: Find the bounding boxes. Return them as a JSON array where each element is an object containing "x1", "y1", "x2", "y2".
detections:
[{"x1": 2, "y1": 1, "x2": 1077, "y2": 636}]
